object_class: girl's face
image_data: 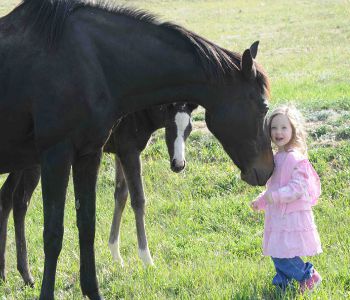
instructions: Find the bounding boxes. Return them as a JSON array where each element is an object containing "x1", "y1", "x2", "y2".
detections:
[{"x1": 270, "y1": 114, "x2": 293, "y2": 152}]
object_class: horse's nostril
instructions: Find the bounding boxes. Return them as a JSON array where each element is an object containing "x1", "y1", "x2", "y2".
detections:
[{"x1": 171, "y1": 159, "x2": 186, "y2": 172}]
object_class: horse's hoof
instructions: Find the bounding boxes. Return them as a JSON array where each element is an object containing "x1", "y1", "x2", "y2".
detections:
[
  {"x1": 83, "y1": 291, "x2": 104, "y2": 300},
  {"x1": 0, "y1": 270, "x2": 5, "y2": 283},
  {"x1": 39, "y1": 292, "x2": 54, "y2": 300}
]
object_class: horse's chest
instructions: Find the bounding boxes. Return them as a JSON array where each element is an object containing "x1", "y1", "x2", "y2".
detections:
[{"x1": 0, "y1": 108, "x2": 33, "y2": 144}]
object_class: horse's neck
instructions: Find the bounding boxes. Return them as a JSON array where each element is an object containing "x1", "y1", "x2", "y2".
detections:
[
  {"x1": 72, "y1": 9, "x2": 210, "y2": 115},
  {"x1": 116, "y1": 83, "x2": 218, "y2": 119},
  {"x1": 112, "y1": 66, "x2": 210, "y2": 119}
]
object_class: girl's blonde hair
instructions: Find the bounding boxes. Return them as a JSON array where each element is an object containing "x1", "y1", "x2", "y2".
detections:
[{"x1": 267, "y1": 105, "x2": 307, "y2": 155}]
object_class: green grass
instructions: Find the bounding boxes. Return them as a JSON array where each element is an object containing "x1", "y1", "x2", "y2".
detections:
[{"x1": 1, "y1": 1, "x2": 350, "y2": 299}]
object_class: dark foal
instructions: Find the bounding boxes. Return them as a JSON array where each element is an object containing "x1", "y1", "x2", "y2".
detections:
[
  {"x1": 0, "y1": 167, "x2": 40, "y2": 286},
  {"x1": 0, "y1": 103, "x2": 196, "y2": 285},
  {"x1": 1, "y1": 1, "x2": 273, "y2": 298},
  {"x1": 105, "y1": 103, "x2": 196, "y2": 267}
]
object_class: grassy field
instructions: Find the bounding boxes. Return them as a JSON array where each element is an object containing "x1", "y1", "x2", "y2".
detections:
[{"x1": 1, "y1": 0, "x2": 350, "y2": 299}]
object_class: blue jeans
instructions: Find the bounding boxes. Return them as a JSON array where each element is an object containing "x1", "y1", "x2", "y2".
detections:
[{"x1": 271, "y1": 257, "x2": 314, "y2": 290}]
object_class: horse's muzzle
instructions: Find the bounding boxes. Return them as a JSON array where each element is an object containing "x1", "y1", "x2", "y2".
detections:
[{"x1": 241, "y1": 167, "x2": 271, "y2": 186}]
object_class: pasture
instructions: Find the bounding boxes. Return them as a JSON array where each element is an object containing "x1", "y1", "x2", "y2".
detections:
[{"x1": 0, "y1": 0, "x2": 349, "y2": 299}]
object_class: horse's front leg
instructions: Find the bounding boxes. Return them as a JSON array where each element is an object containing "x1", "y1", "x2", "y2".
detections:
[
  {"x1": 39, "y1": 142, "x2": 73, "y2": 300},
  {"x1": 108, "y1": 156, "x2": 128, "y2": 267},
  {"x1": 120, "y1": 153, "x2": 154, "y2": 266},
  {"x1": 72, "y1": 150, "x2": 103, "y2": 300},
  {"x1": 13, "y1": 166, "x2": 40, "y2": 287},
  {"x1": 0, "y1": 172, "x2": 22, "y2": 282}
]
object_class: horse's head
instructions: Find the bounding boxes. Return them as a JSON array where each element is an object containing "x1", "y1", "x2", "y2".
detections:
[
  {"x1": 164, "y1": 103, "x2": 197, "y2": 173},
  {"x1": 205, "y1": 42, "x2": 274, "y2": 186}
]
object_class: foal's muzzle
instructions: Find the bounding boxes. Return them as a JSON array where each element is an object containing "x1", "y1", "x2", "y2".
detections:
[{"x1": 171, "y1": 159, "x2": 186, "y2": 173}]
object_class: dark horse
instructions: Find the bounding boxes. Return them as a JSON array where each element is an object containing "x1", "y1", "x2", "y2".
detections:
[
  {"x1": 0, "y1": 0, "x2": 273, "y2": 299},
  {"x1": 0, "y1": 102, "x2": 196, "y2": 286}
]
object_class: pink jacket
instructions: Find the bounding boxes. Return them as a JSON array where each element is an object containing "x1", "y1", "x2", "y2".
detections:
[
  {"x1": 255, "y1": 150, "x2": 321, "y2": 213},
  {"x1": 254, "y1": 149, "x2": 322, "y2": 258}
]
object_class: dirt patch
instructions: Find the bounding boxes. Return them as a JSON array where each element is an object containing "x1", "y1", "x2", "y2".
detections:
[
  {"x1": 305, "y1": 109, "x2": 350, "y2": 147},
  {"x1": 193, "y1": 120, "x2": 210, "y2": 134}
]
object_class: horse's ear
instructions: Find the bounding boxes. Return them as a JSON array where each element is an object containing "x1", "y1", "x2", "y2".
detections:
[
  {"x1": 250, "y1": 41, "x2": 259, "y2": 59},
  {"x1": 241, "y1": 48, "x2": 257, "y2": 80}
]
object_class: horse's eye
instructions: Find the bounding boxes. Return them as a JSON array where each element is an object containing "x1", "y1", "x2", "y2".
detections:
[
  {"x1": 263, "y1": 106, "x2": 269, "y2": 115},
  {"x1": 260, "y1": 102, "x2": 269, "y2": 115}
]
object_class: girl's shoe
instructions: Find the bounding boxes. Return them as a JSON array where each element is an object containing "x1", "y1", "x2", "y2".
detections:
[{"x1": 299, "y1": 270, "x2": 322, "y2": 293}]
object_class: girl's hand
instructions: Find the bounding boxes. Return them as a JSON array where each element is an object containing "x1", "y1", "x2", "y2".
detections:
[
  {"x1": 265, "y1": 191, "x2": 273, "y2": 204},
  {"x1": 250, "y1": 200, "x2": 259, "y2": 211}
]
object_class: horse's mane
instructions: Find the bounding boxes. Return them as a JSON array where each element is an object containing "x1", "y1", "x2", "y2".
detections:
[{"x1": 19, "y1": 0, "x2": 270, "y2": 90}]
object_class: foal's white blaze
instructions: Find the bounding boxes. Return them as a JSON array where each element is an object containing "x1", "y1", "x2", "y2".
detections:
[
  {"x1": 173, "y1": 112, "x2": 190, "y2": 165},
  {"x1": 108, "y1": 239, "x2": 124, "y2": 267},
  {"x1": 138, "y1": 248, "x2": 154, "y2": 266}
]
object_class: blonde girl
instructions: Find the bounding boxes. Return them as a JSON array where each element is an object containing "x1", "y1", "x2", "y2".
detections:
[{"x1": 251, "y1": 105, "x2": 322, "y2": 293}]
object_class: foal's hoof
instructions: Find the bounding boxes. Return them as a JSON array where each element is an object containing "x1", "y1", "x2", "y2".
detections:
[
  {"x1": 19, "y1": 270, "x2": 35, "y2": 287},
  {"x1": 138, "y1": 248, "x2": 154, "y2": 267},
  {"x1": 108, "y1": 242, "x2": 124, "y2": 267},
  {"x1": 24, "y1": 276, "x2": 35, "y2": 288}
]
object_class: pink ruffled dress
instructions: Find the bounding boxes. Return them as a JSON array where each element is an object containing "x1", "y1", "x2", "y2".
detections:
[{"x1": 254, "y1": 150, "x2": 322, "y2": 258}]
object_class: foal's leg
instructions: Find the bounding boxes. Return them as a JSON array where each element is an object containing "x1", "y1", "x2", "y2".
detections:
[
  {"x1": 39, "y1": 142, "x2": 73, "y2": 300},
  {"x1": 72, "y1": 150, "x2": 103, "y2": 300},
  {"x1": 120, "y1": 153, "x2": 154, "y2": 266},
  {"x1": 13, "y1": 166, "x2": 40, "y2": 286},
  {"x1": 108, "y1": 156, "x2": 129, "y2": 266},
  {"x1": 0, "y1": 172, "x2": 22, "y2": 282}
]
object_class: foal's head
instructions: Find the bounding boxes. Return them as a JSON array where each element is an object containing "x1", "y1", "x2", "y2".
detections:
[{"x1": 164, "y1": 103, "x2": 197, "y2": 172}]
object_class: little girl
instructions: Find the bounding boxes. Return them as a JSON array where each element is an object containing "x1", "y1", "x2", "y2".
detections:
[{"x1": 251, "y1": 105, "x2": 322, "y2": 293}]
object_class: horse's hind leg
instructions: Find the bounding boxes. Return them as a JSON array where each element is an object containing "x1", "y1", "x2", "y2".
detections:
[
  {"x1": 121, "y1": 153, "x2": 154, "y2": 266},
  {"x1": 13, "y1": 166, "x2": 40, "y2": 286},
  {"x1": 0, "y1": 172, "x2": 22, "y2": 282},
  {"x1": 108, "y1": 156, "x2": 128, "y2": 266},
  {"x1": 72, "y1": 150, "x2": 103, "y2": 300}
]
